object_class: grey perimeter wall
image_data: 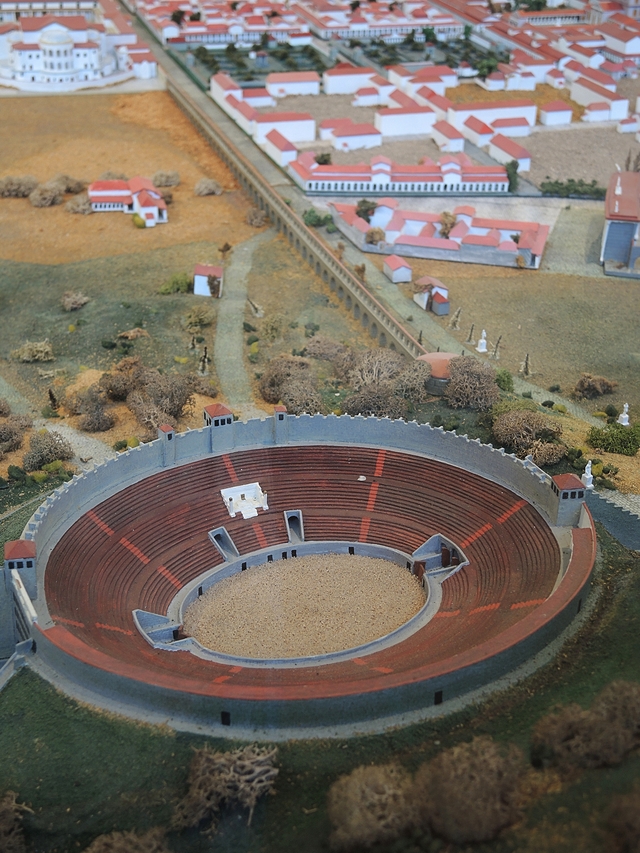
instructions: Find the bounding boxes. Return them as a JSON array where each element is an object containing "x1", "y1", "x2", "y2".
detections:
[{"x1": 18, "y1": 413, "x2": 590, "y2": 734}]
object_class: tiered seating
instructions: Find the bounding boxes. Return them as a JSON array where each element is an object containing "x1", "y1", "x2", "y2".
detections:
[{"x1": 43, "y1": 444, "x2": 562, "y2": 699}]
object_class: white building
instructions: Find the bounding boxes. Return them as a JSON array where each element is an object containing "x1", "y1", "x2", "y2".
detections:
[
  {"x1": 539, "y1": 100, "x2": 573, "y2": 125},
  {"x1": 263, "y1": 128, "x2": 298, "y2": 167},
  {"x1": 383, "y1": 254, "x2": 412, "y2": 282},
  {"x1": 0, "y1": 13, "x2": 140, "y2": 90},
  {"x1": 432, "y1": 120, "x2": 465, "y2": 152},
  {"x1": 322, "y1": 63, "x2": 376, "y2": 95},
  {"x1": 87, "y1": 176, "x2": 167, "y2": 227},
  {"x1": 374, "y1": 104, "x2": 436, "y2": 136},
  {"x1": 254, "y1": 111, "x2": 315, "y2": 144},
  {"x1": 448, "y1": 99, "x2": 538, "y2": 130},
  {"x1": 570, "y1": 75, "x2": 629, "y2": 118},
  {"x1": 488, "y1": 134, "x2": 531, "y2": 172},
  {"x1": 265, "y1": 70, "x2": 320, "y2": 98},
  {"x1": 331, "y1": 122, "x2": 382, "y2": 151}
]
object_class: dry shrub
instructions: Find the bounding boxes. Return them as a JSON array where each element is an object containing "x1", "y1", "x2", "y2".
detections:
[
  {"x1": 575, "y1": 373, "x2": 618, "y2": 399},
  {"x1": 416, "y1": 736, "x2": 524, "y2": 844},
  {"x1": 23, "y1": 429, "x2": 73, "y2": 471},
  {"x1": 158, "y1": 188, "x2": 173, "y2": 205},
  {"x1": 195, "y1": 177, "x2": 222, "y2": 196},
  {"x1": 66, "y1": 192, "x2": 93, "y2": 215},
  {"x1": 350, "y1": 349, "x2": 406, "y2": 390},
  {"x1": 142, "y1": 372, "x2": 195, "y2": 419},
  {"x1": 71, "y1": 387, "x2": 115, "y2": 433},
  {"x1": 56, "y1": 174, "x2": 86, "y2": 194},
  {"x1": 118, "y1": 328, "x2": 150, "y2": 341},
  {"x1": 343, "y1": 384, "x2": 408, "y2": 419},
  {"x1": 99, "y1": 170, "x2": 128, "y2": 181},
  {"x1": 83, "y1": 827, "x2": 171, "y2": 853},
  {"x1": 0, "y1": 398, "x2": 11, "y2": 417},
  {"x1": 127, "y1": 391, "x2": 172, "y2": 432},
  {"x1": 0, "y1": 175, "x2": 38, "y2": 198},
  {"x1": 261, "y1": 313, "x2": 286, "y2": 342},
  {"x1": 99, "y1": 357, "x2": 147, "y2": 401},
  {"x1": 333, "y1": 348, "x2": 357, "y2": 382},
  {"x1": 259, "y1": 356, "x2": 310, "y2": 404},
  {"x1": 0, "y1": 791, "x2": 31, "y2": 853},
  {"x1": 354, "y1": 263, "x2": 366, "y2": 281},
  {"x1": 29, "y1": 181, "x2": 64, "y2": 207},
  {"x1": 393, "y1": 361, "x2": 432, "y2": 406},
  {"x1": 246, "y1": 207, "x2": 267, "y2": 227},
  {"x1": 445, "y1": 356, "x2": 499, "y2": 411},
  {"x1": 609, "y1": 789, "x2": 640, "y2": 853},
  {"x1": 62, "y1": 291, "x2": 90, "y2": 311},
  {"x1": 327, "y1": 764, "x2": 419, "y2": 851},
  {"x1": 305, "y1": 336, "x2": 347, "y2": 362},
  {"x1": 11, "y1": 340, "x2": 54, "y2": 363},
  {"x1": 172, "y1": 744, "x2": 278, "y2": 832},
  {"x1": 152, "y1": 170, "x2": 180, "y2": 187},
  {"x1": 183, "y1": 373, "x2": 217, "y2": 397},
  {"x1": 531, "y1": 681, "x2": 640, "y2": 773},
  {"x1": 0, "y1": 415, "x2": 31, "y2": 457},
  {"x1": 527, "y1": 439, "x2": 567, "y2": 466},
  {"x1": 185, "y1": 305, "x2": 214, "y2": 331},
  {"x1": 492, "y1": 410, "x2": 563, "y2": 457},
  {"x1": 439, "y1": 210, "x2": 457, "y2": 238},
  {"x1": 365, "y1": 227, "x2": 385, "y2": 245},
  {"x1": 280, "y1": 380, "x2": 323, "y2": 415}
]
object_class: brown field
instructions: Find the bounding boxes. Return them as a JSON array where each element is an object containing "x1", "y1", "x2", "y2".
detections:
[
  {"x1": 449, "y1": 80, "x2": 586, "y2": 122},
  {"x1": 0, "y1": 91, "x2": 262, "y2": 265}
]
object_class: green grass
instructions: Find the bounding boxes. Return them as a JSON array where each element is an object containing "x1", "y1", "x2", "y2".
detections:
[{"x1": 0, "y1": 526, "x2": 639, "y2": 851}]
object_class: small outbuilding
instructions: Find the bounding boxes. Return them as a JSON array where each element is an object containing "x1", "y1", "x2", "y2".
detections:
[
  {"x1": 193, "y1": 264, "x2": 223, "y2": 297},
  {"x1": 383, "y1": 254, "x2": 412, "y2": 282}
]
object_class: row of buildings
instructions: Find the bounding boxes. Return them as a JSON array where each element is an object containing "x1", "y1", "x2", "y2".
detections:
[
  {"x1": 330, "y1": 197, "x2": 550, "y2": 268},
  {"x1": 0, "y1": 0, "x2": 157, "y2": 90}
]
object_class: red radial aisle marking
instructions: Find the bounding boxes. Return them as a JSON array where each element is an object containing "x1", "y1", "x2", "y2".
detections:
[
  {"x1": 371, "y1": 666, "x2": 394, "y2": 674},
  {"x1": 359, "y1": 517, "x2": 371, "y2": 542},
  {"x1": 434, "y1": 609, "x2": 460, "y2": 618},
  {"x1": 497, "y1": 500, "x2": 528, "y2": 524},
  {"x1": 460, "y1": 523, "x2": 493, "y2": 549},
  {"x1": 366, "y1": 482, "x2": 379, "y2": 512},
  {"x1": 511, "y1": 598, "x2": 546, "y2": 610},
  {"x1": 252, "y1": 523, "x2": 268, "y2": 549},
  {"x1": 96, "y1": 622, "x2": 133, "y2": 635},
  {"x1": 351, "y1": 658, "x2": 367, "y2": 666},
  {"x1": 157, "y1": 565, "x2": 182, "y2": 589},
  {"x1": 222, "y1": 454, "x2": 239, "y2": 483},
  {"x1": 52, "y1": 615, "x2": 85, "y2": 628},
  {"x1": 87, "y1": 510, "x2": 114, "y2": 537},
  {"x1": 120, "y1": 537, "x2": 149, "y2": 565},
  {"x1": 214, "y1": 665, "x2": 244, "y2": 684},
  {"x1": 469, "y1": 602, "x2": 501, "y2": 615},
  {"x1": 374, "y1": 449, "x2": 386, "y2": 478}
]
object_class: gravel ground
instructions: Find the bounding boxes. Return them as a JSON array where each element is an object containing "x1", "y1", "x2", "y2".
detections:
[
  {"x1": 526, "y1": 124, "x2": 640, "y2": 188},
  {"x1": 183, "y1": 554, "x2": 425, "y2": 659}
]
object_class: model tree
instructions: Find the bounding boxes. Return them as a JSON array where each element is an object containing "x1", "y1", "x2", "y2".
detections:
[{"x1": 444, "y1": 356, "x2": 499, "y2": 410}]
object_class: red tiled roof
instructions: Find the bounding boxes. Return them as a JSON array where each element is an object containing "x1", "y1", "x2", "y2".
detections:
[
  {"x1": 194, "y1": 263, "x2": 223, "y2": 277},
  {"x1": 333, "y1": 122, "x2": 380, "y2": 137},
  {"x1": 541, "y1": 100, "x2": 572, "y2": 112},
  {"x1": 553, "y1": 473, "x2": 584, "y2": 490},
  {"x1": 490, "y1": 134, "x2": 531, "y2": 159},
  {"x1": 89, "y1": 180, "x2": 130, "y2": 192},
  {"x1": 266, "y1": 70, "x2": 320, "y2": 83},
  {"x1": 324, "y1": 64, "x2": 376, "y2": 76},
  {"x1": 384, "y1": 254, "x2": 412, "y2": 270},
  {"x1": 20, "y1": 14, "x2": 87, "y2": 30},
  {"x1": 255, "y1": 111, "x2": 313, "y2": 122},
  {"x1": 4, "y1": 540, "x2": 36, "y2": 561},
  {"x1": 265, "y1": 128, "x2": 296, "y2": 151}
]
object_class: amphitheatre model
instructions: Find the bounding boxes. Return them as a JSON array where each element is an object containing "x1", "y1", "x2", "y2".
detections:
[{"x1": 1, "y1": 406, "x2": 595, "y2": 737}]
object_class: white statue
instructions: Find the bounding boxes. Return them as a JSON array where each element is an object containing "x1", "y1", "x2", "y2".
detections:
[
  {"x1": 581, "y1": 459, "x2": 594, "y2": 490},
  {"x1": 618, "y1": 403, "x2": 630, "y2": 427},
  {"x1": 476, "y1": 329, "x2": 488, "y2": 353}
]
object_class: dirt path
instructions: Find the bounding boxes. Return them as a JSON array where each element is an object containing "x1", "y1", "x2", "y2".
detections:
[{"x1": 213, "y1": 229, "x2": 274, "y2": 420}]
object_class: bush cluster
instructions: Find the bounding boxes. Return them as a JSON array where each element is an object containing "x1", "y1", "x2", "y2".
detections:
[
  {"x1": 445, "y1": 356, "x2": 499, "y2": 411},
  {"x1": 588, "y1": 423, "x2": 640, "y2": 456},
  {"x1": 540, "y1": 178, "x2": 606, "y2": 199},
  {"x1": 22, "y1": 429, "x2": 73, "y2": 472}
]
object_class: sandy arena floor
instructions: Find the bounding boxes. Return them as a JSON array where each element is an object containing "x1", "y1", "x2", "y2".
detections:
[{"x1": 183, "y1": 553, "x2": 426, "y2": 659}]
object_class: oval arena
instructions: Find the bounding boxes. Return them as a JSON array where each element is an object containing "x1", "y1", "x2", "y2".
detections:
[{"x1": 2, "y1": 410, "x2": 596, "y2": 737}]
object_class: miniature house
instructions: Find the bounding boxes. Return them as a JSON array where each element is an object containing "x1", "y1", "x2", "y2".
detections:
[
  {"x1": 415, "y1": 352, "x2": 457, "y2": 395},
  {"x1": 220, "y1": 482, "x2": 268, "y2": 519},
  {"x1": 193, "y1": 264, "x2": 223, "y2": 297},
  {"x1": 413, "y1": 275, "x2": 449, "y2": 314},
  {"x1": 551, "y1": 474, "x2": 586, "y2": 528},
  {"x1": 203, "y1": 403, "x2": 233, "y2": 427},
  {"x1": 383, "y1": 254, "x2": 412, "y2": 283}
]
